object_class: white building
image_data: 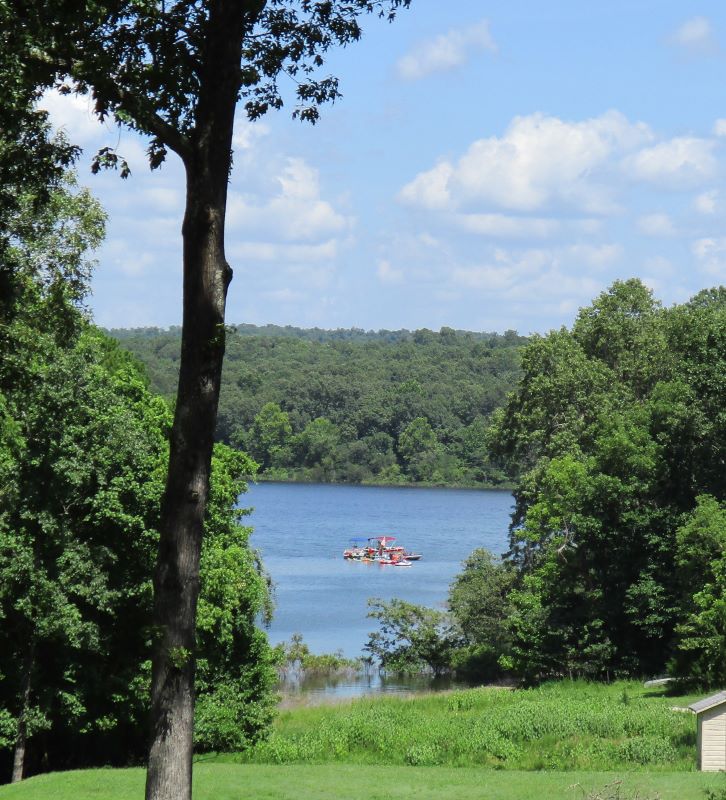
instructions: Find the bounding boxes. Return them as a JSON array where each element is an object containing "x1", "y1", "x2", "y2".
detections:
[{"x1": 689, "y1": 691, "x2": 726, "y2": 771}]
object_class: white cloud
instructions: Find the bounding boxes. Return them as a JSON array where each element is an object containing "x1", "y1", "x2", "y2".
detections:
[
  {"x1": 39, "y1": 88, "x2": 106, "y2": 146},
  {"x1": 103, "y1": 241, "x2": 157, "y2": 277},
  {"x1": 692, "y1": 237, "x2": 726, "y2": 276},
  {"x1": 400, "y1": 111, "x2": 652, "y2": 215},
  {"x1": 637, "y1": 213, "x2": 676, "y2": 236},
  {"x1": 447, "y1": 243, "x2": 621, "y2": 305},
  {"x1": 695, "y1": 189, "x2": 719, "y2": 214},
  {"x1": 230, "y1": 240, "x2": 339, "y2": 263},
  {"x1": 455, "y1": 213, "x2": 561, "y2": 238},
  {"x1": 263, "y1": 288, "x2": 306, "y2": 304},
  {"x1": 39, "y1": 87, "x2": 154, "y2": 173},
  {"x1": 377, "y1": 259, "x2": 404, "y2": 284},
  {"x1": 452, "y1": 248, "x2": 555, "y2": 292},
  {"x1": 566, "y1": 243, "x2": 622, "y2": 267},
  {"x1": 399, "y1": 162, "x2": 454, "y2": 210},
  {"x1": 624, "y1": 137, "x2": 717, "y2": 188},
  {"x1": 714, "y1": 119, "x2": 726, "y2": 137},
  {"x1": 232, "y1": 118, "x2": 270, "y2": 150},
  {"x1": 396, "y1": 20, "x2": 497, "y2": 81},
  {"x1": 670, "y1": 16, "x2": 718, "y2": 55},
  {"x1": 228, "y1": 158, "x2": 351, "y2": 242},
  {"x1": 143, "y1": 187, "x2": 183, "y2": 214}
]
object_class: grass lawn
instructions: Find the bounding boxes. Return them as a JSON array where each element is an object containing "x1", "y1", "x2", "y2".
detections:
[{"x1": 1, "y1": 765, "x2": 725, "y2": 800}]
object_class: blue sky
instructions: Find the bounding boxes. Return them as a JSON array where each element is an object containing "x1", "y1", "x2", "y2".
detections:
[{"x1": 43, "y1": 1, "x2": 726, "y2": 334}]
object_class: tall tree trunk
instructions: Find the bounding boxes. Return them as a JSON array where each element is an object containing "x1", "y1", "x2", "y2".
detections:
[
  {"x1": 12, "y1": 639, "x2": 35, "y2": 783},
  {"x1": 144, "y1": 3, "x2": 249, "y2": 799}
]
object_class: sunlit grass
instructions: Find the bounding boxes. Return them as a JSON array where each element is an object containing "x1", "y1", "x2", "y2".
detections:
[{"x1": 1, "y1": 765, "x2": 724, "y2": 800}]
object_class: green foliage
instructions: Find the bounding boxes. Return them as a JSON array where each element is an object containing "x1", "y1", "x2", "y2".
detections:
[
  {"x1": 447, "y1": 549, "x2": 513, "y2": 678},
  {"x1": 243, "y1": 681, "x2": 698, "y2": 771},
  {"x1": 0, "y1": 172, "x2": 276, "y2": 775},
  {"x1": 483, "y1": 279, "x2": 726, "y2": 682},
  {"x1": 113, "y1": 325, "x2": 525, "y2": 487},
  {"x1": 242, "y1": 402, "x2": 292, "y2": 470},
  {"x1": 670, "y1": 497, "x2": 726, "y2": 687},
  {"x1": 364, "y1": 599, "x2": 459, "y2": 676},
  {"x1": 276, "y1": 634, "x2": 361, "y2": 676}
]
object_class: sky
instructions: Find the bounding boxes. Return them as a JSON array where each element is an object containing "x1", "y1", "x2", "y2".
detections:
[{"x1": 41, "y1": 1, "x2": 726, "y2": 335}]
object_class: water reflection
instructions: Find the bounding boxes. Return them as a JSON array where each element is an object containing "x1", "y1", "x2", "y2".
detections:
[{"x1": 277, "y1": 669, "x2": 475, "y2": 706}]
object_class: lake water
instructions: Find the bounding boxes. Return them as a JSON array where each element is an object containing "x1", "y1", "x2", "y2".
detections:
[{"x1": 243, "y1": 482, "x2": 513, "y2": 660}]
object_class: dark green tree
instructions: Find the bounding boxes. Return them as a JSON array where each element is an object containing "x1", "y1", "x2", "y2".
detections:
[
  {"x1": 670, "y1": 496, "x2": 726, "y2": 686},
  {"x1": 489, "y1": 279, "x2": 726, "y2": 681}
]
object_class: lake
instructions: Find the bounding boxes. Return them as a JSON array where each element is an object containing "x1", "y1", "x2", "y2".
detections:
[{"x1": 243, "y1": 482, "x2": 513, "y2": 659}]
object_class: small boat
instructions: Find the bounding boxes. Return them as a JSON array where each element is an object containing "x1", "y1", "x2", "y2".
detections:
[
  {"x1": 343, "y1": 534, "x2": 420, "y2": 566},
  {"x1": 342, "y1": 536, "x2": 369, "y2": 560},
  {"x1": 380, "y1": 558, "x2": 412, "y2": 567}
]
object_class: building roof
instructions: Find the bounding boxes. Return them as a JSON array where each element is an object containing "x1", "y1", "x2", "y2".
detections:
[{"x1": 689, "y1": 691, "x2": 726, "y2": 714}]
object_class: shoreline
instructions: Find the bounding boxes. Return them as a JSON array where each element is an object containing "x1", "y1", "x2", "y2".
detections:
[{"x1": 252, "y1": 476, "x2": 516, "y2": 492}]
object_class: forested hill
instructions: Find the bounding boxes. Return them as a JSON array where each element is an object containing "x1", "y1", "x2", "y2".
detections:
[{"x1": 111, "y1": 325, "x2": 527, "y2": 487}]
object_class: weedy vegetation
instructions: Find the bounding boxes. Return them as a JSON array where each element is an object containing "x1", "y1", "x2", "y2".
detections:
[{"x1": 236, "y1": 681, "x2": 701, "y2": 771}]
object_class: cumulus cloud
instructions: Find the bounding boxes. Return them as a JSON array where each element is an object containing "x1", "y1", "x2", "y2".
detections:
[
  {"x1": 637, "y1": 213, "x2": 676, "y2": 237},
  {"x1": 624, "y1": 137, "x2": 717, "y2": 188},
  {"x1": 39, "y1": 88, "x2": 105, "y2": 146},
  {"x1": 451, "y1": 248, "x2": 554, "y2": 292},
  {"x1": 695, "y1": 189, "x2": 719, "y2": 214},
  {"x1": 692, "y1": 237, "x2": 726, "y2": 276},
  {"x1": 451, "y1": 247, "x2": 604, "y2": 304},
  {"x1": 232, "y1": 118, "x2": 270, "y2": 150},
  {"x1": 396, "y1": 20, "x2": 496, "y2": 81},
  {"x1": 400, "y1": 111, "x2": 652, "y2": 215},
  {"x1": 228, "y1": 158, "x2": 351, "y2": 242},
  {"x1": 40, "y1": 87, "x2": 153, "y2": 173},
  {"x1": 669, "y1": 16, "x2": 719, "y2": 55}
]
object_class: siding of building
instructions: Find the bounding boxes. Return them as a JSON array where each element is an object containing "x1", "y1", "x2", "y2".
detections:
[{"x1": 699, "y1": 705, "x2": 726, "y2": 771}]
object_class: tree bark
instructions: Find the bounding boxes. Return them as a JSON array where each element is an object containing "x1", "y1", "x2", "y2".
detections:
[
  {"x1": 11, "y1": 639, "x2": 35, "y2": 783},
  {"x1": 144, "y1": 3, "x2": 251, "y2": 799}
]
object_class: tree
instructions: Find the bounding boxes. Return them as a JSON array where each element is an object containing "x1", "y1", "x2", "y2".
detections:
[
  {"x1": 2, "y1": 2, "x2": 412, "y2": 796},
  {"x1": 398, "y1": 416, "x2": 443, "y2": 482},
  {"x1": 487, "y1": 279, "x2": 726, "y2": 682},
  {"x1": 670, "y1": 496, "x2": 726, "y2": 686},
  {"x1": 293, "y1": 416, "x2": 340, "y2": 478},
  {"x1": 448, "y1": 549, "x2": 513, "y2": 656},
  {"x1": 244, "y1": 402, "x2": 292, "y2": 470},
  {"x1": 364, "y1": 598, "x2": 458, "y2": 676}
]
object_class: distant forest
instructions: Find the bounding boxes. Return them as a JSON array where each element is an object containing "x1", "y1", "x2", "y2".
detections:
[{"x1": 110, "y1": 324, "x2": 527, "y2": 487}]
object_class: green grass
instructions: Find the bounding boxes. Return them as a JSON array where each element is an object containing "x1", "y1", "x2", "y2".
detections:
[
  {"x1": 0, "y1": 681, "x2": 714, "y2": 798},
  {"x1": 238, "y1": 681, "x2": 704, "y2": 771},
  {"x1": 1, "y1": 765, "x2": 725, "y2": 800}
]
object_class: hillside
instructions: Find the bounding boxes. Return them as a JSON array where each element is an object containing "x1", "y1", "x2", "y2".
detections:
[{"x1": 111, "y1": 324, "x2": 526, "y2": 487}]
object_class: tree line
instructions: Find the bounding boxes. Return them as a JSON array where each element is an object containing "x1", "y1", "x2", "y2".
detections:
[
  {"x1": 112, "y1": 326, "x2": 526, "y2": 487},
  {"x1": 365, "y1": 280, "x2": 726, "y2": 688},
  {"x1": 0, "y1": 169, "x2": 277, "y2": 782}
]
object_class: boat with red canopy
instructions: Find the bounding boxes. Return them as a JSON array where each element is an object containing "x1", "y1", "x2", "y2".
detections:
[{"x1": 343, "y1": 535, "x2": 421, "y2": 565}]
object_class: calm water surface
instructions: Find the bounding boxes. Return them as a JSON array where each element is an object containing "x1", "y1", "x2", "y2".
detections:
[{"x1": 244, "y1": 482, "x2": 512, "y2": 660}]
